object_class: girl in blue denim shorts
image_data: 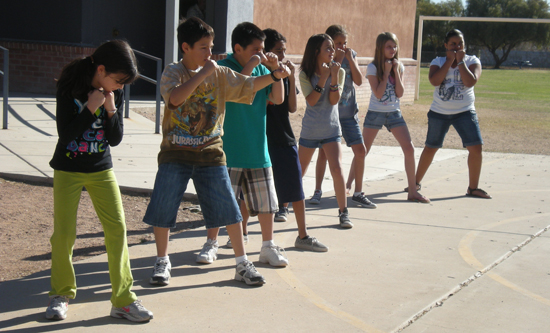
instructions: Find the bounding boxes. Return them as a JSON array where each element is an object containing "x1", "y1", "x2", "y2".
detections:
[
  {"x1": 414, "y1": 29, "x2": 491, "y2": 199},
  {"x1": 364, "y1": 32, "x2": 429, "y2": 203}
]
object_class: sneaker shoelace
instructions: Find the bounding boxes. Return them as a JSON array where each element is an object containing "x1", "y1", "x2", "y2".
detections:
[
  {"x1": 153, "y1": 261, "x2": 168, "y2": 274},
  {"x1": 50, "y1": 296, "x2": 68, "y2": 308}
]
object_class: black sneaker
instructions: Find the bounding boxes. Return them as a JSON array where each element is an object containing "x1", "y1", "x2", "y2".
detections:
[
  {"x1": 351, "y1": 192, "x2": 377, "y2": 209},
  {"x1": 338, "y1": 208, "x2": 353, "y2": 229},
  {"x1": 274, "y1": 207, "x2": 289, "y2": 222}
]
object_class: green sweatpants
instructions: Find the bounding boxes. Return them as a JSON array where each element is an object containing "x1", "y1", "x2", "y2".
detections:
[{"x1": 49, "y1": 169, "x2": 137, "y2": 308}]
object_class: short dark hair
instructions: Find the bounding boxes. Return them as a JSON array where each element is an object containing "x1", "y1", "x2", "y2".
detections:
[
  {"x1": 263, "y1": 28, "x2": 286, "y2": 52},
  {"x1": 325, "y1": 25, "x2": 347, "y2": 40},
  {"x1": 231, "y1": 22, "x2": 265, "y2": 53},
  {"x1": 177, "y1": 17, "x2": 215, "y2": 51},
  {"x1": 444, "y1": 29, "x2": 463, "y2": 43}
]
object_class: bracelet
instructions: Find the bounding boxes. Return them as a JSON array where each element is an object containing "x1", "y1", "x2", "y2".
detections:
[
  {"x1": 107, "y1": 109, "x2": 117, "y2": 114},
  {"x1": 270, "y1": 70, "x2": 281, "y2": 82},
  {"x1": 329, "y1": 84, "x2": 339, "y2": 92},
  {"x1": 457, "y1": 61, "x2": 464, "y2": 66},
  {"x1": 314, "y1": 85, "x2": 324, "y2": 93}
]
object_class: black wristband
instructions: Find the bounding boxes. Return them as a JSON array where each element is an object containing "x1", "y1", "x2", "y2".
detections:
[
  {"x1": 270, "y1": 70, "x2": 281, "y2": 82},
  {"x1": 314, "y1": 85, "x2": 324, "y2": 93}
]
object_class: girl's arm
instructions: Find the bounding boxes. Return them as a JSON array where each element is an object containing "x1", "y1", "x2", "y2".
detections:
[
  {"x1": 302, "y1": 64, "x2": 330, "y2": 106},
  {"x1": 429, "y1": 51, "x2": 454, "y2": 86},
  {"x1": 55, "y1": 93, "x2": 98, "y2": 146},
  {"x1": 286, "y1": 60, "x2": 298, "y2": 113},
  {"x1": 456, "y1": 52, "x2": 481, "y2": 87},
  {"x1": 328, "y1": 63, "x2": 343, "y2": 105},
  {"x1": 368, "y1": 61, "x2": 392, "y2": 100},
  {"x1": 393, "y1": 61, "x2": 404, "y2": 98},
  {"x1": 169, "y1": 60, "x2": 218, "y2": 107},
  {"x1": 346, "y1": 49, "x2": 363, "y2": 86},
  {"x1": 103, "y1": 90, "x2": 124, "y2": 147}
]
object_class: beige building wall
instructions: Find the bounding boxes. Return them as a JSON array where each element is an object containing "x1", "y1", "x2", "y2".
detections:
[{"x1": 253, "y1": 0, "x2": 418, "y2": 106}]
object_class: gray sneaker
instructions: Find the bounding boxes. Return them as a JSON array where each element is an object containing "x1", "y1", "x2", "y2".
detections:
[
  {"x1": 295, "y1": 236, "x2": 328, "y2": 252},
  {"x1": 274, "y1": 207, "x2": 289, "y2": 222},
  {"x1": 110, "y1": 300, "x2": 153, "y2": 322},
  {"x1": 45, "y1": 295, "x2": 69, "y2": 320},
  {"x1": 149, "y1": 258, "x2": 171, "y2": 286},
  {"x1": 310, "y1": 190, "x2": 322, "y2": 205},
  {"x1": 226, "y1": 234, "x2": 248, "y2": 248},
  {"x1": 339, "y1": 208, "x2": 353, "y2": 229},
  {"x1": 196, "y1": 239, "x2": 219, "y2": 264},
  {"x1": 235, "y1": 260, "x2": 266, "y2": 285},
  {"x1": 351, "y1": 192, "x2": 377, "y2": 209}
]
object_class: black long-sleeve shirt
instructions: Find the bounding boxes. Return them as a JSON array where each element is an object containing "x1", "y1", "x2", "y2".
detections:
[{"x1": 49, "y1": 89, "x2": 124, "y2": 173}]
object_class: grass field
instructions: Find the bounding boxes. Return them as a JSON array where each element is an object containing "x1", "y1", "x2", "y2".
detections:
[{"x1": 411, "y1": 67, "x2": 550, "y2": 154}]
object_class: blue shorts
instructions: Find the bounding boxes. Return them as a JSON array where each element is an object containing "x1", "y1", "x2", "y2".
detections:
[
  {"x1": 299, "y1": 136, "x2": 341, "y2": 149},
  {"x1": 363, "y1": 110, "x2": 406, "y2": 131},
  {"x1": 268, "y1": 144, "x2": 305, "y2": 204},
  {"x1": 425, "y1": 110, "x2": 483, "y2": 148},
  {"x1": 340, "y1": 115, "x2": 364, "y2": 147},
  {"x1": 143, "y1": 163, "x2": 242, "y2": 229}
]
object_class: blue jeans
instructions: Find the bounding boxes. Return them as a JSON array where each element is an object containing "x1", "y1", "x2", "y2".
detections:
[
  {"x1": 299, "y1": 136, "x2": 341, "y2": 149},
  {"x1": 363, "y1": 110, "x2": 406, "y2": 131},
  {"x1": 340, "y1": 115, "x2": 364, "y2": 146},
  {"x1": 143, "y1": 163, "x2": 242, "y2": 229},
  {"x1": 425, "y1": 110, "x2": 483, "y2": 148}
]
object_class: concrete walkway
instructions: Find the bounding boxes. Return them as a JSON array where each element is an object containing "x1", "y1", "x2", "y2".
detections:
[{"x1": 1, "y1": 95, "x2": 549, "y2": 332}]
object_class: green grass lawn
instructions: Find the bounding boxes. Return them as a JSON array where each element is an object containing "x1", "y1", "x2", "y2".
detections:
[{"x1": 417, "y1": 67, "x2": 550, "y2": 114}]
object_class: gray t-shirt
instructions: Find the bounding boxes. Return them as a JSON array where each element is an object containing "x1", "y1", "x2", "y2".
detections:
[
  {"x1": 366, "y1": 62, "x2": 404, "y2": 112},
  {"x1": 338, "y1": 50, "x2": 358, "y2": 119},
  {"x1": 299, "y1": 69, "x2": 345, "y2": 140}
]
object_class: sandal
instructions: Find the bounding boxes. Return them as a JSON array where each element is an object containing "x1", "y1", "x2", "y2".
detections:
[
  {"x1": 404, "y1": 183, "x2": 421, "y2": 193},
  {"x1": 408, "y1": 193, "x2": 430, "y2": 204},
  {"x1": 466, "y1": 187, "x2": 492, "y2": 199}
]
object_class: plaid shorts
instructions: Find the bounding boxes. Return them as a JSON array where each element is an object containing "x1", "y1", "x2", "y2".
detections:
[{"x1": 227, "y1": 167, "x2": 278, "y2": 217}]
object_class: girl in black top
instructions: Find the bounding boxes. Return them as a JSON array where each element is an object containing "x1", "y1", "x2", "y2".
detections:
[{"x1": 46, "y1": 40, "x2": 153, "y2": 322}]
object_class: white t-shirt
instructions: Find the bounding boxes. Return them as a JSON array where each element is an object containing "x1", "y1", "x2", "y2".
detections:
[
  {"x1": 429, "y1": 55, "x2": 480, "y2": 115},
  {"x1": 366, "y1": 62, "x2": 404, "y2": 112}
]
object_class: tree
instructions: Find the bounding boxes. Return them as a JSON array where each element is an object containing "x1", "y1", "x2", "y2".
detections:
[
  {"x1": 463, "y1": 0, "x2": 550, "y2": 68},
  {"x1": 415, "y1": 0, "x2": 465, "y2": 56}
]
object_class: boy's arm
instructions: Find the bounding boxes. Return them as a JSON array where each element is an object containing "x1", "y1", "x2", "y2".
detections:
[
  {"x1": 252, "y1": 65, "x2": 290, "y2": 93},
  {"x1": 168, "y1": 60, "x2": 218, "y2": 107},
  {"x1": 286, "y1": 60, "x2": 297, "y2": 113}
]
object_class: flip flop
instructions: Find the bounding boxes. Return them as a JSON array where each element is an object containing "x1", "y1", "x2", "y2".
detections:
[
  {"x1": 466, "y1": 187, "x2": 492, "y2": 199},
  {"x1": 408, "y1": 193, "x2": 430, "y2": 204}
]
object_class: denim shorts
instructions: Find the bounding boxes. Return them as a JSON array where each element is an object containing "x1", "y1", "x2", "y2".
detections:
[
  {"x1": 363, "y1": 110, "x2": 406, "y2": 131},
  {"x1": 143, "y1": 163, "x2": 242, "y2": 229},
  {"x1": 425, "y1": 110, "x2": 483, "y2": 148},
  {"x1": 340, "y1": 115, "x2": 364, "y2": 147},
  {"x1": 298, "y1": 135, "x2": 341, "y2": 149}
]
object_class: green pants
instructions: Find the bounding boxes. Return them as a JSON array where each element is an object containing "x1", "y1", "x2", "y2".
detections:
[{"x1": 49, "y1": 169, "x2": 137, "y2": 307}]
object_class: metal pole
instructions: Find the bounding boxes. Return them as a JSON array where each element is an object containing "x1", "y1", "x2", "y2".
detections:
[
  {"x1": 155, "y1": 59, "x2": 162, "y2": 134},
  {"x1": 2, "y1": 48, "x2": 8, "y2": 129},
  {"x1": 124, "y1": 84, "x2": 130, "y2": 118},
  {"x1": 415, "y1": 16, "x2": 424, "y2": 101}
]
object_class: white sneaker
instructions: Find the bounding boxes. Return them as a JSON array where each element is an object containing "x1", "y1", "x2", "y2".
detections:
[
  {"x1": 310, "y1": 190, "x2": 322, "y2": 204},
  {"x1": 110, "y1": 300, "x2": 153, "y2": 322},
  {"x1": 226, "y1": 234, "x2": 248, "y2": 248},
  {"x1": 196, "y1": 239, "x2": 219, "y2": 264},
  {"x1": 259, "y1": 245, "x2": 289, "y2": 267},
  {"x1": 45, "y1": 295, "x2": 69, "y2": 320},
  {"x1": 149, "y1": 258, "x2": 171, "y2": 285}
]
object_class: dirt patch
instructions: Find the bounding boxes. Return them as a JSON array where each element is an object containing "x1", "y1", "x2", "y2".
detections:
[{"x1": 1, "y1": 100, "x2": 548, "y2": 282}]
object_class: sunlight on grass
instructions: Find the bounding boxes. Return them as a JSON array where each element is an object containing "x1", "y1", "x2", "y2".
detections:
[{"x1": 418, "y1": 68, "x2": 550, "y2": 113}]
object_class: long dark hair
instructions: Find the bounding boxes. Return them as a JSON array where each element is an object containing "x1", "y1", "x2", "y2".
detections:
[
  {"x1": 57, "y1": 40, "x2": 139, "y2": 101},
  {"x1": 300, "y1": 34, "x2": 333, "y2": 81}
]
